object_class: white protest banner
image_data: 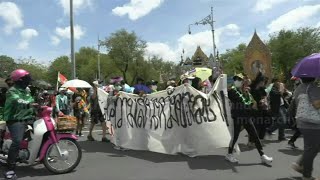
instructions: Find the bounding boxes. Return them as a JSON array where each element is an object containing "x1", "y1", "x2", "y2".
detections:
[
  {"x1": 97, "y1": 88, "x2": 109, "y2": 115},
  {"x1": 98, "y1": 75, "x2": 236, "y2": 157}
]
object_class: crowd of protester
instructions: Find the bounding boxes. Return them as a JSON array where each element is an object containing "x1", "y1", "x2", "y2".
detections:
[
  {"x1": 225, "y1": 71, "x2": 320, "y2": 180},
  {"x1": 0, "y1": 68, "x2": 319, "y2": 180}
]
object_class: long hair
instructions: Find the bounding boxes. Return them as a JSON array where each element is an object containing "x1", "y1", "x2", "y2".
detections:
[{"x1": 250, "y1": 72, "x2": 266, "y2": 90}]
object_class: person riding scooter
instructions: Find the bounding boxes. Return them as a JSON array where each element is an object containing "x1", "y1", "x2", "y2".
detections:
[{"x1": 3, "y1": 69, "x2": 37, "y2": 179}]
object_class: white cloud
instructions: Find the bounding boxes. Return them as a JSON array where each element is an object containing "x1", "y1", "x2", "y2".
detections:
[
  {"x1": 18, "y1": 28, "x2": 38, "y2": 50},
  {"x1": 0, "y1": 2, "x2": 23, "y2": 34},
  {"x1": 59, "y1": 0, "x2": 93, "y2": 14},
  {"x1": 55, "y1": 25, "x2": 85, "y2": 39},
  {"x1": 112, "y1": 0, "x2": 164, "y2": 20},
  {"x1": 253, "y1": 0, "x2": 289, "y2": 13},
  {"x1": 145, "y1": 24, "x2": 241, "y2": 62},
  {"x1": 145, "y1": 42, "x2": 178, "y2": 61},
  {"x1": 267, "y1": 5, "x2": 320, "y2": 33},
  {"x1": 51, "y1": 36, "x2": 61, "y2": 46},
  {"x1": 177, "y1": 24, "x2": 240, "y2": 58}
]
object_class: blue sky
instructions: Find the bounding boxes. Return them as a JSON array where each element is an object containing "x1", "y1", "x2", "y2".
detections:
[{"x1": 0, "y1": 0, "x2": 319, "y2": 65}]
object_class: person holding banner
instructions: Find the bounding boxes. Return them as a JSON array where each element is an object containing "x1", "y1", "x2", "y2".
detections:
[
  {"x1": 87, "y1": 81, "x2": 109, "y2": 142},
  {"x1": 146, "y1": 80, "x2": 158, "y2": 93},
  {"x1": 225, "y1": 73, "x2": 273, "y2": 165},
  {"x1": 133, "y1": 77, "x2": 151, "y2": 95}
]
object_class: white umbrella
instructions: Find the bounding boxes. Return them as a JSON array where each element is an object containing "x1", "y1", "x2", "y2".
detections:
[{"x1": 61, "y1": 79, "x2": 92, "y2": 88}]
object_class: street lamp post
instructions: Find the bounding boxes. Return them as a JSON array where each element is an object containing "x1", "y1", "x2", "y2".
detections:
[
  {"x1": 70, "y1": 0, "x2": 76, "y2": 79},
  {"x1": 97, "y1": 35, "x2": 102, "y2": 80},
  {"x1": 188, "y1": 6, "x2": 217, "y2": 66}
]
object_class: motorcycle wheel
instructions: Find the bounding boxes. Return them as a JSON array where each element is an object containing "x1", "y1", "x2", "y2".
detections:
[{"x1": 43, "y1": 138, "x2": 82, "y2": 174}]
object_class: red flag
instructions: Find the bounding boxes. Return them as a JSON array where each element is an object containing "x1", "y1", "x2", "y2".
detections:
[{"x1": 58, "y1": 72, "x2": 67, "y2": 84}]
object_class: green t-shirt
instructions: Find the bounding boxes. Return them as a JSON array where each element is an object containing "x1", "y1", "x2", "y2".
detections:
[{"x1": 4, "y1": 86, "x2": 35, "y2": 121}]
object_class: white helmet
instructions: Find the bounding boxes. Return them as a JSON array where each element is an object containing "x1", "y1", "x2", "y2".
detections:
[{"x1": 59, "y1": 87, "x2": 67, "y2": 92}]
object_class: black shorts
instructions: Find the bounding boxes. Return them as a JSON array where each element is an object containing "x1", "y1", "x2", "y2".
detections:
[{"x1": 90, "y1": 110, "x2": 105, "y2": 124}]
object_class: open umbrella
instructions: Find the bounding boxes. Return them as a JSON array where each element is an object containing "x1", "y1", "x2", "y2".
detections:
[
  {"x1": 291, "y1": 53, "x2": 320, "y2": 78},
  {"x1": 188, "y1": 67, "x2": 212, "y2": 81},
  {"x1": 61, "y1": 79, "x2": 92, "y2": 88}
]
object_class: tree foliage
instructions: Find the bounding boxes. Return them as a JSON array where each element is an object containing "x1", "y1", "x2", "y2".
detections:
[
  {"x1": 268, "y1": 27, "x2": 320, "y2": 81},
  {"x1": 0, "y1": 55, "x2": 16, "y2": 78},
  {"x1": 4, "y1": 28, "x2": 319, "y2": 89},
  {"x1": 221, "y1": 28, "x2": 320, "y2": 82},
  {"x1": 16, "y1": 60, "x2": 48, "y2": 82},
  {"x1": 74, "y1": 47, "x2": 122, "y2": 83},
  {"x1": 76, "y1": 47, "x2": 98, "y2": 83},
  {"x1": 220, "y1": 43, "x2": 247, "y2": 76},
  {"x1": 102, "y1": 29, "x2": 147, "y2": 83},
  {"x1": 47, "y1": 56, "x2": 71, "y2": 85}
]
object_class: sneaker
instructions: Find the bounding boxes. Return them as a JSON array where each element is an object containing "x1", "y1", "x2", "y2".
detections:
[
  {"x1": 291, "y1": 162, "x2": 303, "y2": 174},
  {"x1": 113, "y1": 146, "x2": 122, "y2": 150},
  {"x1": 4, "y1": 171, "x2": 17, "y2": 180},
  {"x1": 261, "y1": 154, "x2": 273, "y2": 165},
  {"x1": 113, "y1": 146, "x2": 128, "y2": 151},
  {"x1": 101, "y1": 137, "x2": 110, "y2": 143},
  {"x1": 288, "y1": 141, "x2": 298, "y2": 149},
  {"x1": 225, "y1": 154, "x2": 239, "y2": 163},
  {"x1": 78, "y1": 133, "x2": 84, "y2": 137},
  {"x1": 87, "y1": 135, "x2": 95, "y2": 141}
]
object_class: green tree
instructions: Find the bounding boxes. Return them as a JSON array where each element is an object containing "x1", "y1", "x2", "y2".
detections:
[
  {"x1": 76, "y1": 47, "x2": 98, "y2": 82},
  {"x1": 47, "y1": 56, "x2": 72, "y2": 85},
  {"x1": 268, "y1": 27, "x2": 320, "y2": 81},
  {"x1": 102, "y1": 29, "x2": 147, "y2": 83},
  {"x1": 75, "y1": 47, "x2": 121, "y2": 83},
  {"x1": 148, "y1": 56, "x2": 177, "y2": 81},
  {"x1": 17, "y1": 57, "x2": 48, "y2": 81},
  {"x1": 220, "y1": 43, "x2": 247, "y2": 76},
  {"x1": 0, "y1": 55, "x2": 16, "y2": 78},
  {"x1": 100, "y1": 53, "x2": 121, "y2": 82}
]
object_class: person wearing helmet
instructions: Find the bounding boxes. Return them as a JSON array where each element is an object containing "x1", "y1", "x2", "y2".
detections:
[{"x1": 3, "y1": 69, "x2": 36, "y2": 179}]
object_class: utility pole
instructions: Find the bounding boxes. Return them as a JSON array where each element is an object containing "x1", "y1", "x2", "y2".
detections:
[
  {"x1": 97, "y1": 35, "x2": 101, "y2": 80},
  {"x1": 210, "y1": 7, "x2": 216, "y2": 61},
  {"x1": 70, "y1": 0, "x2": 76, "y2": 79}
]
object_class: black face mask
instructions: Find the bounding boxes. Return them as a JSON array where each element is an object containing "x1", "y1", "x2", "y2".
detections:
[
  {"x1": 15, "y1": 75, "x2": 32, "y2": 89},
  {"x1": 15, "y1": 81, "x2": 30, "y2": 89}
]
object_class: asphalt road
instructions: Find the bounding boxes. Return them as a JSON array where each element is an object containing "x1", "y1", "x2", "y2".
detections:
[{"x1": 3, "y1": 124, "x2": 320, "y2": 180}]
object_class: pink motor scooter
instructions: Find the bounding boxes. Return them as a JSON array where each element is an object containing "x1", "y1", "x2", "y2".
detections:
[{"x1": 0, "y1": 106, "x2": 82, "y2": 174}]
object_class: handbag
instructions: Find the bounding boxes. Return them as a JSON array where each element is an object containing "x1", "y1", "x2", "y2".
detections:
[{"x1": 295, "y1": 84, "x2": 320, "y2": 124}]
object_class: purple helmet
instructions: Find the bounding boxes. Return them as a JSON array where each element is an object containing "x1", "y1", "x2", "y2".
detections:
[{"x1": 10, "y1": 69, "x2": 30, "y2": 82}]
